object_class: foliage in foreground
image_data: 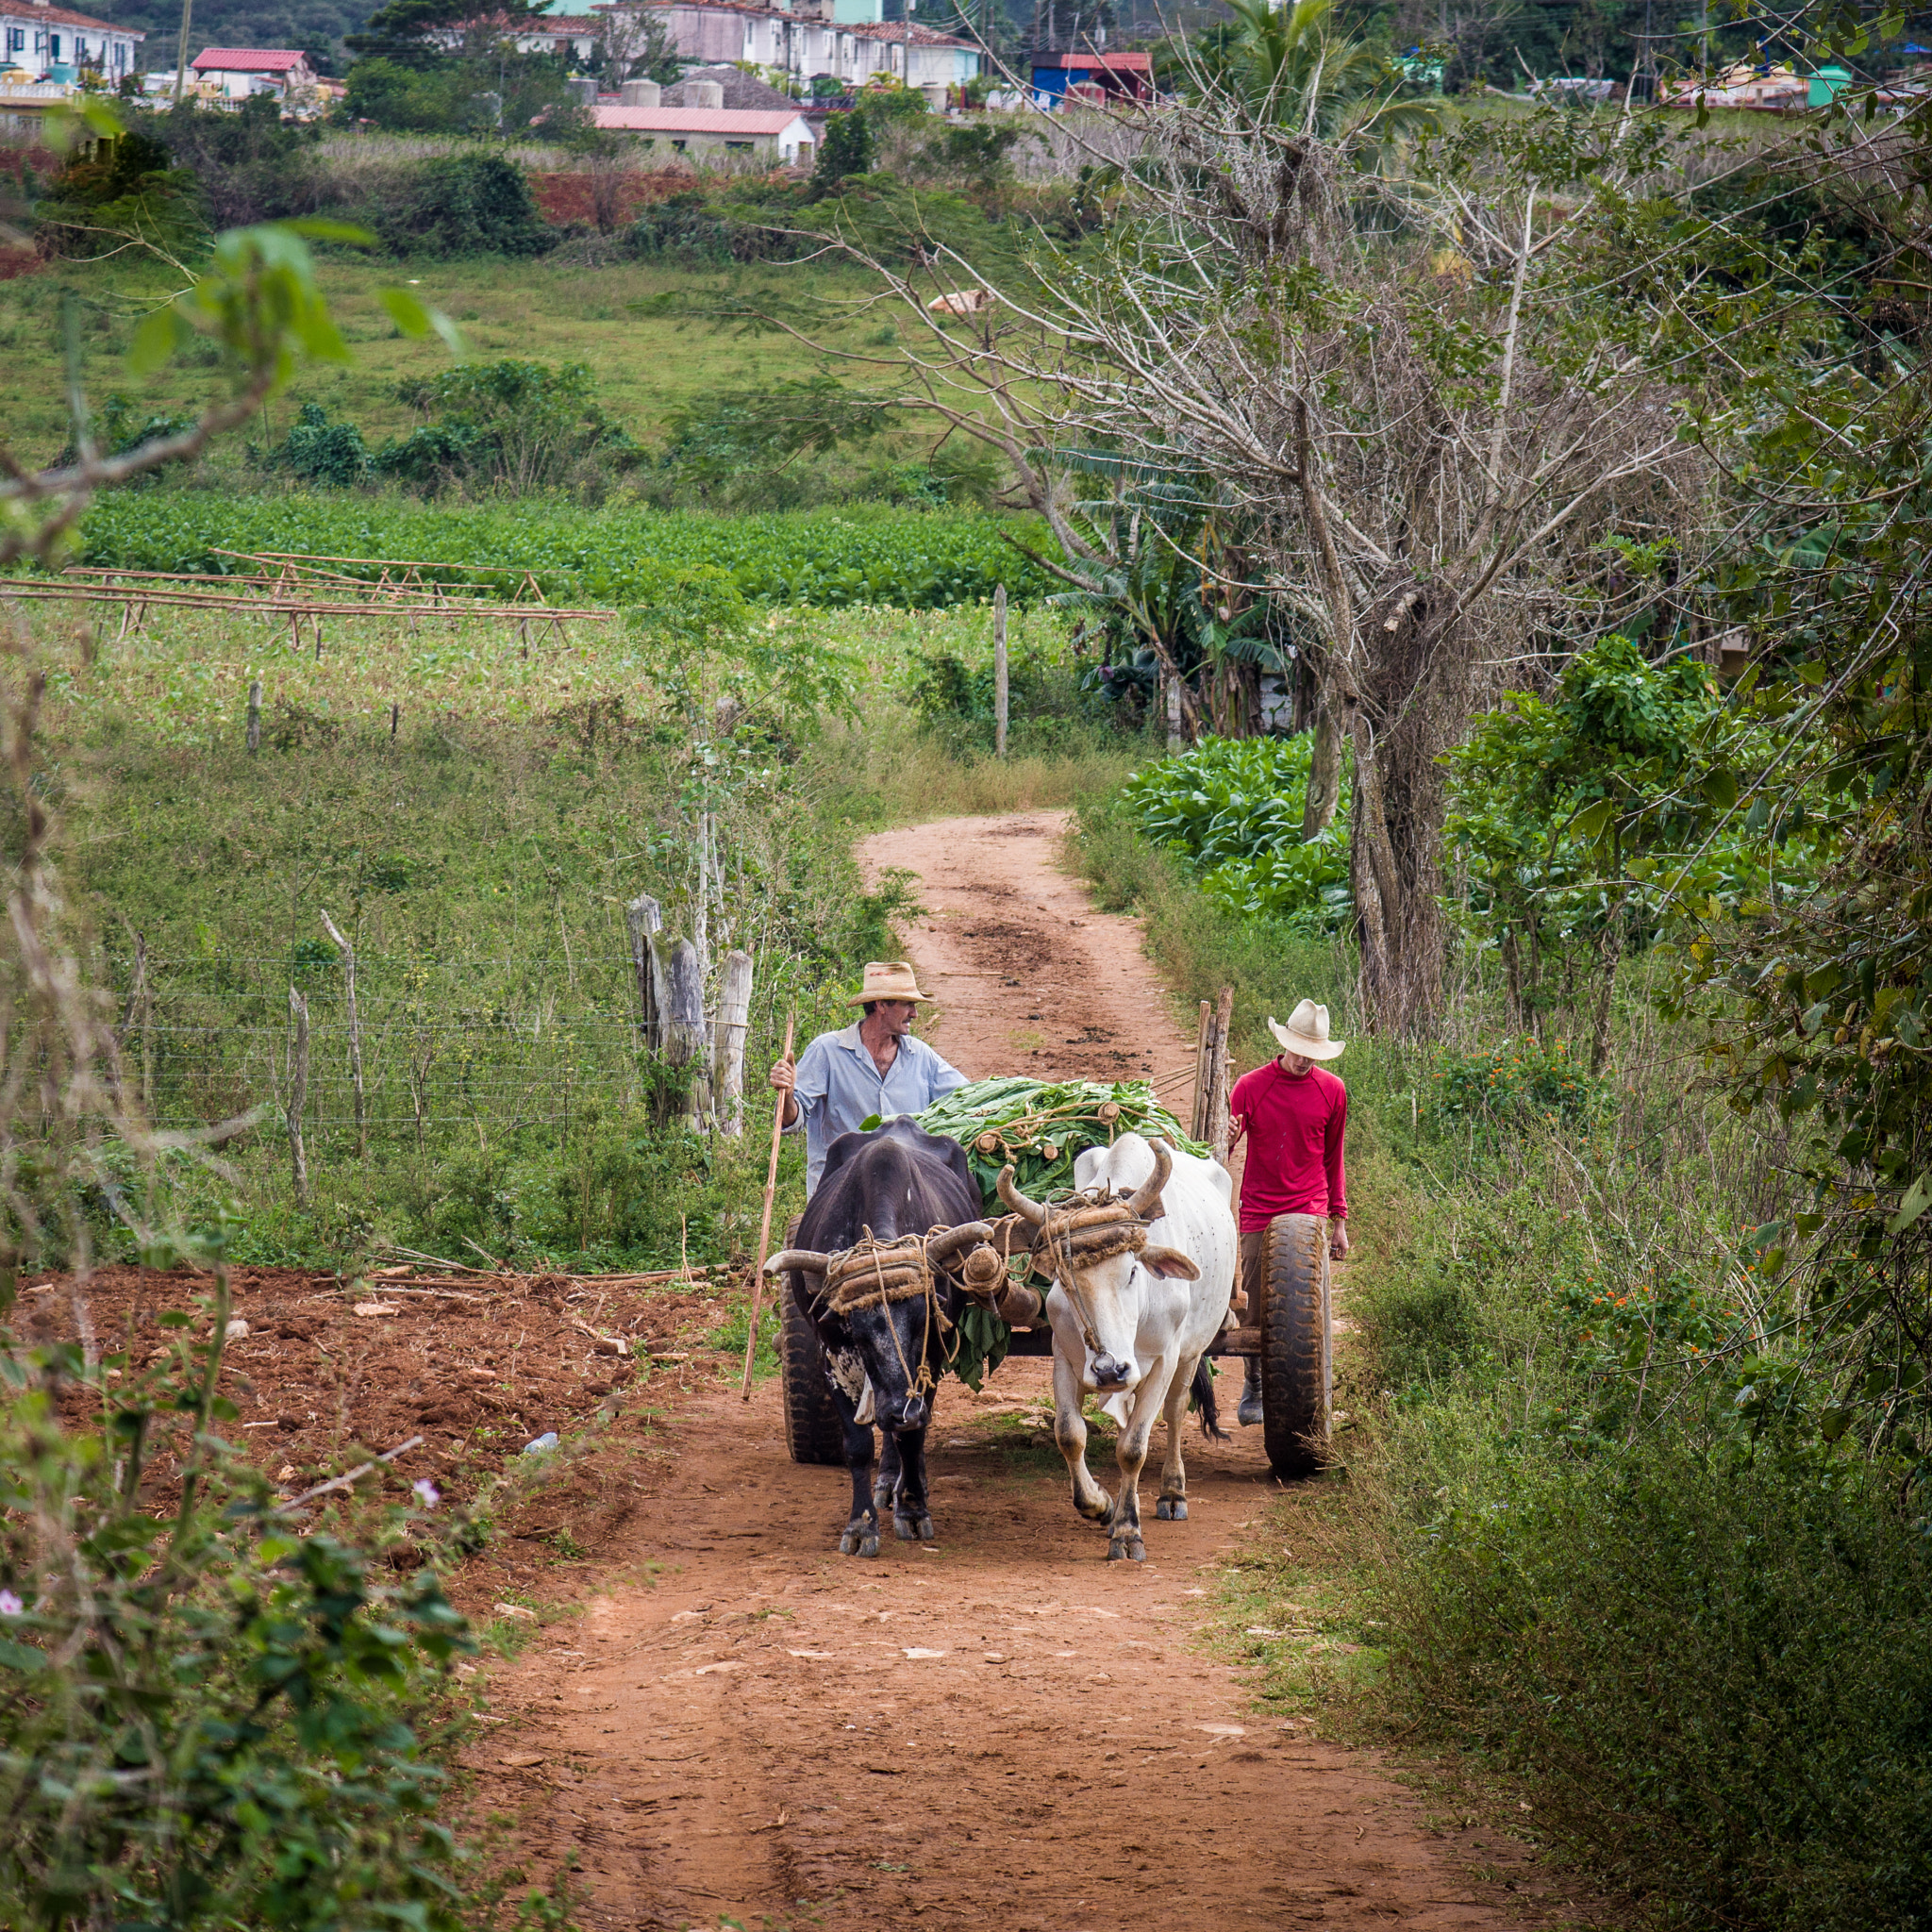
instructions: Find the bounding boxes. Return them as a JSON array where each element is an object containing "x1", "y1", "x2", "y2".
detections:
[{"x1": 0, "y1": 1292, "x2": 471, "y2": 1928}]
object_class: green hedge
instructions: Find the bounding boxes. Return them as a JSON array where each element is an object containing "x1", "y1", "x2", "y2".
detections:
[{"x1": 70, "y1": 493, "x2": 1061, "y2": 611}]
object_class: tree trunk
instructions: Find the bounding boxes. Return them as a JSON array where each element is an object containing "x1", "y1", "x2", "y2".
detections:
[
  {"x1": 1301, "y1": 677, "x2": 1342, "y2": 837},
  {"x1": 1347, "y1": 707, "x2": 1445, "y2": 1040},
  {"x1": 713, "y1": 948, "x2": 753, "y2": 1135}
]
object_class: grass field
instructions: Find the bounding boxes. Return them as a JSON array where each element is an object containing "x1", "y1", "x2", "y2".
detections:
[{"x1": 2, "y1": 251, "x2": 898, "y2": 468}]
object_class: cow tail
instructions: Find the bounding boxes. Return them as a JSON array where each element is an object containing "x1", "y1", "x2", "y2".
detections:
[{"x1": 1192, "y1": 1357, "x2": 1229, "y2": 1441}]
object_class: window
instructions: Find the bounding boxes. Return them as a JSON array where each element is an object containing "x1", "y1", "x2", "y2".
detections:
[
  {"x1": 5, "y1": 29, "x2": 23, "y2": 53},
  {"x1": 725, "y1": 140, "x2": 752, "y2": 151},
  {"x1": 50, "y1": 34, "x2": 62, "y2": 58}
]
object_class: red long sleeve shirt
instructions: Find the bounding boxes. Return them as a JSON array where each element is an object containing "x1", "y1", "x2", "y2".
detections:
[{"x1": 1228, "y1": 1058, "x2": 1348, "y2": 1235}]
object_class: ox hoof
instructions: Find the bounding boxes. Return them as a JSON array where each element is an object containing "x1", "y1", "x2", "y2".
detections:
[
  {"x1": 840, "y1": 1529, "x2": 858, "y2": 1555},
  {"x1": 1107, "y1": 1535, "x2": 1146, "y2": 1563},
  {"x1": 891, "y1": 1513, "x2": 935, "y2": 1543},
  {"x1": 873, "y1": 1482, "x2": 895, "y2": 1515},
  {"x1": 1156, "y1": 1497, "x2": 1188, "y2": 1521}
]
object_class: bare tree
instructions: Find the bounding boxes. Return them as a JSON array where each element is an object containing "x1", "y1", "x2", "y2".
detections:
[{"x1": 752, "y1": 80, "x2": 1707, "y2": 1034}]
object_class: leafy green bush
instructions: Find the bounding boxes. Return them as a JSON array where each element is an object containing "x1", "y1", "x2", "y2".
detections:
[
  {"x1": 1428, "y1": 1038, "x2": 1606, "y2": 1128},
  {"x1": 1119, "y1": 733, "x2": 1351, "y2": 931},
  {"x1": 269, "y1": 401, "x2": 371, "y2": 487},
  {"x1": 375, "y1": 154, "x2": 554, "y2": 258},
  {"x1": 72, "y1": 493, "x2": 1064, "y2": 611},
  {"x1": 377, "y1": 359, "x2": 641, "y2": 494},
  {"x1": 0, "y1": 1281, "x2": 473, "y2": 1931}
]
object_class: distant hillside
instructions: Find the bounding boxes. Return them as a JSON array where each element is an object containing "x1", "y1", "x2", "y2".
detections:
[{"x1": 99, "y1": 0, "x2": 373, "y2": 75}]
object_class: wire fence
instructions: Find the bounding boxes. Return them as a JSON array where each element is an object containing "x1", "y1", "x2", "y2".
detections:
[{"x1": 113, "y1": 943, "x2": 808, "y2": 1149}]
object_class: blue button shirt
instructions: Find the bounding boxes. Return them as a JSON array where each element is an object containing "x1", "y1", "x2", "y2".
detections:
[{"x1": 786, "y1": 1022, "x2": 967, "y2": 1197}]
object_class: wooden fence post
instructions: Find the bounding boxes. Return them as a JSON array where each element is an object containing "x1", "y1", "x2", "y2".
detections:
[
  {"x1": 246, "y1": 679, "x2": 261, "y2": 754},
  {"x1": 1191, "y1": 997, "x2": 1212, "y2": 1141},
  {"x1": 713, "y1": 948, "x2": 754, "y2": 1136},
  {"x1": 1208, "y1": 983, "x2": 1235, "y2": 1163},
  {"x1": 993, "y1": 583, "x2": 1008, "y2": 758},
  {"x1": 625, "y1": 892, "x2": 662, "y2": 1048},
  {"x1": 653, "y1": 934, "x2": 710, "y2": 1123},
  {"x1": 287, "y1": 987, "x2": 310, "y2": 1204},
  {"x1": 1166, "y1": 673, "x2": 1183, "y2": 754},
  {"x1": 319, "y1": 909, "x2": 365, "y2": 1158}
]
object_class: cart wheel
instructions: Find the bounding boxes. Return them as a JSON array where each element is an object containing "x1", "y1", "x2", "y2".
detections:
[
  {"x1": 778, "y1": 1218, "x2": 844, "y2": 1466},
  {"x1": 1258, "y1": 1211, "x2": 1331, "y2": 1479}
]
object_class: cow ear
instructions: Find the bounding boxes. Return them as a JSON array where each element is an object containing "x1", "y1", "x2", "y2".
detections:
[{"x1": 1141, "y1": 1245, "x2": 1200, "y2": 1281}]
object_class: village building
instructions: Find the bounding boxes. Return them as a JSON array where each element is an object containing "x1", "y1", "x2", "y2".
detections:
[
  {"x1": 1028, "y1": 47, "x2": 1151, "y2": 108},
  {"x1": 0, "y1": 0, "x2": 142, "y2": 82},
  {"x1": 591, "y1": 89, "x2": 814, "y2": 162},
  {"x1": 189, "y1": 47, "x2": 318, "y2": 101}
]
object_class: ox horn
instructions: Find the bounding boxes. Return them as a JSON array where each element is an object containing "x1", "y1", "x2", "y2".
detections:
[
  {"x1": 996, "y1": 1164, "x2": 1047, "y2": 1227},
  {"x1": 765, "y1": 1247, "x2": 832, "y2": 1275},
  {"x1": 1126, "y1": 1138, "x2": 1174, "y2": 1220},
  {"x1": 926, "y1": 1221, "x2": 995, "y2": 1263}
]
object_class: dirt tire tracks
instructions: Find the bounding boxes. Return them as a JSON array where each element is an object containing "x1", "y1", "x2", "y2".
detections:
[{"x1": 461, "y1": 812, "x2": 1564, "y2": 1931}]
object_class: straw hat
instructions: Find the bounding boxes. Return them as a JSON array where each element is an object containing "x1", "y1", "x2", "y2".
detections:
[
  {"x1": 850, "y1": 960, "x2": 933, "y2": 1005},
  {"x1": 1267, "y1": 999, "x2": 1345, "y2": 1061}
]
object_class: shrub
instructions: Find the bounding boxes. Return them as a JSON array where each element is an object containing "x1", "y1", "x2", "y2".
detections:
[
  {"x1": 375, "y1": 154, "x2": 554, "y2": 258},
  {"x1": 1428, "y1": 1037, "x2": 1606, "y2": 1127},
  {"x1": 376, "y1": 359, "x2": 639, "y2": 493},
  {"x1": 269, "y1": 401, "x2": 371, "y2": 487},
  {"x1": 811, "y1": 110, "x2": 874, "y2": 190}
]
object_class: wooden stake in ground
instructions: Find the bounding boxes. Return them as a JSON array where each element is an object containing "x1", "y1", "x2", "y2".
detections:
[
  {"x1": 319, "y1": 908, "x2": 366, "y2": 1158},
  {"x1": 246, "y1": 678, "x2": 261, "y2": 754},
  {"x1": 992, "y1": 583, "x2": 1008, "y2": 758},
  {"x1": 286, "y1": 987, "x2": 310, "y2": 1204},
  {"x1": 714, "y1": 948, "x2": 754, "y2": 1136},
  {"x1": 1208, "y1": 983, "x2": 1235, "y2": 1163},
  {"x1": 625, "y1": 892, "x2": 662, "y2": 1048},
  {"x1": 1191, "y1": 997, "x2": 1213, "y2": 1141},
  {"x1": 741, "y1": 1003, "x2": 796, "y2": 1400}
]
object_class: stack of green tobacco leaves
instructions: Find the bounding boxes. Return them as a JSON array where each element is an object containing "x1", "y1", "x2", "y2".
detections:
[{"x1": 912, "y1": 1077, "x2": 1208, "y2": 1389}]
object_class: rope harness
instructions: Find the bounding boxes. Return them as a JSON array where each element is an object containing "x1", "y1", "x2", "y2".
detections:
[
  {"x1": 812, "y1": 1226, "x2": 961, "y2": 1401},
  {"x1": 1026, "y1": 1191, "x2": 1152, "y2": 1358}
]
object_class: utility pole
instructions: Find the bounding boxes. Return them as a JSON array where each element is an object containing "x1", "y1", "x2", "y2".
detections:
[{"x1": 172, "y1": 0, "x2": 192, "y2": 103}]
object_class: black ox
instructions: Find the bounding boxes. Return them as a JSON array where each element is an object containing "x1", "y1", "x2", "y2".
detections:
[{"x1": 767, "y1": 1119, "x2": 988, "y2": 1557}]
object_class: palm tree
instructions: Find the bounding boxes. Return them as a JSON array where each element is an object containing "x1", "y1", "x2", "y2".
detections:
[{"x1": 1219, "y1": 0, "x2": 1433, "y2": 146}]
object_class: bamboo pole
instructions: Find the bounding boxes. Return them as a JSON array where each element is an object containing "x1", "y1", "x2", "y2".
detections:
[
  {"x1": 992, "y1": 583, "x2": 1008, "y2": 758},
  {"x1": 320, "y1": 909, "x2": 366, "y2": 1158},
  {"x1": 286, "y1": 988, "x2": 310, "y2": 1205},
  {"x1": 741, "y1": 1003, "x2": 796, "y2": 1400}
]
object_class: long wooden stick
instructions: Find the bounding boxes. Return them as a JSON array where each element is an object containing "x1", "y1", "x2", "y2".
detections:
[{"x1": 741, "y1": 1003, "x2": 796, "y2": 1400}]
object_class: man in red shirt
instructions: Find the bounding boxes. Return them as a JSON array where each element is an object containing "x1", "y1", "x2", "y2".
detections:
[{"x1": 1226, "y1": 999, "x2": 1349, "y2": 1427}]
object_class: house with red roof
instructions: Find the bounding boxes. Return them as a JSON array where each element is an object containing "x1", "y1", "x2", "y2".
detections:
[{"x1": 190, "y1": 46, "x2": 317, "y2": 101}]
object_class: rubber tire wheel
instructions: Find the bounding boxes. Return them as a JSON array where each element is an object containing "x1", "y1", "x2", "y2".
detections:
[
  {"x1": 778, "y1": 1218, "x2": 845, "y2": 1467},
  {"x1": 1258, "y1": 1210, "x2": 1332, "y2": 1479}
]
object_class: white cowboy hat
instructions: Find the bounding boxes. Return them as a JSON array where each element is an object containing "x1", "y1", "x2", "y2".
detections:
[
  {"x1": 850, "y1": 960, "x2": 933, "y2": 1005},
  {"x1": 1267, "y1": 999, "x2": 1345, "y2": 1060}
]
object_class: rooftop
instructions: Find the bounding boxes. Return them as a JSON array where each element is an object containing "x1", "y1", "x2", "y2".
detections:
[
  {"x1": 1033, "y1": 50, "x2": 1153, "y2": 70},
  {"x1": 591, "y1": 103, "x2": 808, "y2": 131},
  {"x1": 192, "y1": 47, "x2": 308, "y2": 71},
  {"x1": 0, "y1": 4, "x2": 144, "y2": 32}
]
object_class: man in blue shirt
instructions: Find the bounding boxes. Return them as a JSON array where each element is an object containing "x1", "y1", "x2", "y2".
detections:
[{"x1": 770, "y1": 960, "x2": 968, "y2": 1198}]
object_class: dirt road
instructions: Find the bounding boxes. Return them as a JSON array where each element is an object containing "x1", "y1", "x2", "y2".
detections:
[{"x1": 462, "y1": 812, "x2": 1557, "y2": 1931}]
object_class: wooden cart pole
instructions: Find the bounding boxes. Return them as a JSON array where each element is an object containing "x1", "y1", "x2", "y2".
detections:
[{"x1": 741, "y1": 1002, "x2": 796, "y2": 1400}]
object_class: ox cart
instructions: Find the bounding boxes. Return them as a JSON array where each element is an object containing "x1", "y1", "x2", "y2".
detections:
[{"x1": 775, "y1": 1075, "x2": 1334, "y2": 1483}]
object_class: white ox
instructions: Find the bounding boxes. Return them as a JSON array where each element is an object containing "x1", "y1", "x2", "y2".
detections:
[{"x1": 998, "y1": 1133, "x2": 1237, "y2": 1561}]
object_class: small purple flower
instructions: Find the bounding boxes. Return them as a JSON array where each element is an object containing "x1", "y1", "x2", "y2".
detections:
[
  {"x1": 411, "y1": 1479, "x2": 441, "y2": 1509},
  {"x1": 0, "y1": 1590, "x2": 23, "y2": 1617}
]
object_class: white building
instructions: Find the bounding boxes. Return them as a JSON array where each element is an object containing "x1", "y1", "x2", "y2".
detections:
[
  {"x1": 591, "y1": 97, "x2": 814, "y2": 161},
  {"x1": 0, "y1": 0, "x2": 142, "y2": 81},
  {"x1": 189, "y1": 48, "x2": 317, "y2": 100},
  {"x1": 475, "y1": 1, "x2": 982, "y2": 94}
]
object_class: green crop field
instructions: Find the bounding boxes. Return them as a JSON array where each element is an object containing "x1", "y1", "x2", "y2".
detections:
[{"x1": 65, "y1": 492, "x2": 1064, "y2": 610}]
